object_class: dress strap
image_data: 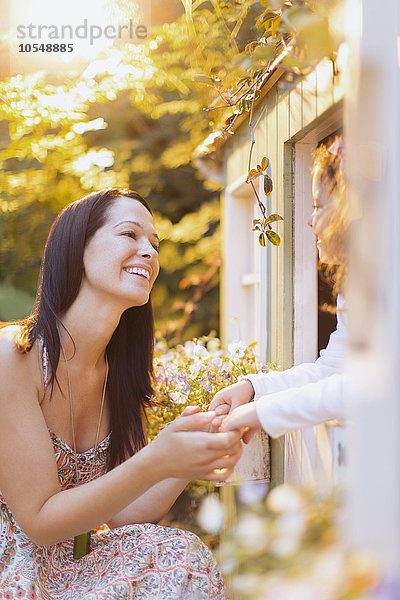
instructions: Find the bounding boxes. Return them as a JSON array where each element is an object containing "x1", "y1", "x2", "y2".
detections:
[{"x1": 38, "y1": 335, "x2": 50, "y2": 391}]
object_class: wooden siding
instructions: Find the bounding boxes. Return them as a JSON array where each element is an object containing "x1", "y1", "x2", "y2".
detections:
[{"x1": 222, "y1": 57, "x2": 346, "y2": 487}]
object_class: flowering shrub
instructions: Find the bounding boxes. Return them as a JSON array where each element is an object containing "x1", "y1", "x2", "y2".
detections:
[
  {"x1": 197, "y1": 483, "x2": 379, "y2": 600},
  {"x1": 146, "y1": 336, "x2": 277, "y2": 441}
]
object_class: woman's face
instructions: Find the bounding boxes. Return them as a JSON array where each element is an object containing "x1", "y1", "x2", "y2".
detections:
[
  {"x1": 309, "y1": 168, "x2": 339, "y2": 264},
  {"x1": 82, "y1": 196, "x2": 160, "y2": 310}
]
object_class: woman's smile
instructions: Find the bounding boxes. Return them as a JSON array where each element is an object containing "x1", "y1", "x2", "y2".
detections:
[{"x1": 122, "y1": 265, "x2": 152, "y2": 280}]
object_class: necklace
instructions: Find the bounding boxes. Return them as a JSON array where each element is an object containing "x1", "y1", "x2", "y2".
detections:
[{"x1": 60, "y1": 343, "x2": 109, "y2": 560}]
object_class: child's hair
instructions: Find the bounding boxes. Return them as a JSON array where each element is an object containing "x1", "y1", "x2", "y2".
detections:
[{"x1": 312, "y1": 135, "x2": 348, "y2": 296}]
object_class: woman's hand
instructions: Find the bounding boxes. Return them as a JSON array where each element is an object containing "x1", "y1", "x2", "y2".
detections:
[
  {"x1": 149, "y1": 406, "x2": 244, "y2": 482},
  {"x1": 208, "y1": 379, "x2": 255, "y2": 431},
  {"x1": 220, "y1": 402, "x2": 261, "y2": 444}
]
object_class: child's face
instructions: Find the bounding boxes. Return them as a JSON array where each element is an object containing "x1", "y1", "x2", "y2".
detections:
[{"x1": 309, "y1": 168, "x2": 341, "y2": 265}]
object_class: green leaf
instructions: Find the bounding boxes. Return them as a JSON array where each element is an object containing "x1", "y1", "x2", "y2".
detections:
[
  {"x1": 252, "y1": 45, "x2": 276, "y2": 62},
  {"x1": 253, "y1": 218, "x2": 262, "y2": 227},
  {"x1": 264, "y1": 213, "x2": 283, "y2": 225},
  {"x1": 192, "y1": 74, "x2": 215, "y2": 86},
  {"x1": 259, "y1": 233, "x2": 266, "y2": 247},
  {"x1": 241, "y1": 97, "x2": 251, "y2": 111},
  {"x1": 261, "y1": 0, "x2": 287, "y2": 7},
  {"x1": 261, "y1": 156, "x2": 269, "y2": 171},
  {"x1": 247, "y1": 168, "x2": 261, "y2": 182},
  {"x1": 257, "y1": 164, "x2": 263, "y2": 172},
  {"x1": 263, "y1": 175, "x2": 273, "y2": 196},
  {"x1": 256, "y1": 10, "x2": 281, "y2": 30},
  {"x1": 266, "y1": 230, "x2": 281, "y2": 246},
  {"x1": 245, "y1": 41, "x2": 260, "y2": 55},
  {"x1": 270, "y1": 14, "x2": 282, "y2": 36},
  {"x1": 280, "y1": 54, "x2": 309, "y2": 72}
]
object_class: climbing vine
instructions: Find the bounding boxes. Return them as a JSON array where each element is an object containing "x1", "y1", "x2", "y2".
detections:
[{"x1": 194, "y1": 0, "x2": 344, "y2": 246}]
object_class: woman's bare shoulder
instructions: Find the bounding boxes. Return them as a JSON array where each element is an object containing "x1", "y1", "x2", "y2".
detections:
[
  {"x1": 0, "y1": 326, "x2": 40, "y2": 380},
  {"x1": 0, "y1": 325, "x2": 22, "y2": 355}
]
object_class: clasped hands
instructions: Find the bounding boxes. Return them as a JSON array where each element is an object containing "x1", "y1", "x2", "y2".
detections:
[
  {"x1": 208, "y1": 379, "x2": 262, "y2": 444},
  {"x1": 152, "y1": 380, "x2": 261, "y2": 483}
]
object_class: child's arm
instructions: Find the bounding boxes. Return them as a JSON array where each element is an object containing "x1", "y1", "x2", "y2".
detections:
[{"x1": 222, "y1": 373, "x2": 347, "y2": 438}]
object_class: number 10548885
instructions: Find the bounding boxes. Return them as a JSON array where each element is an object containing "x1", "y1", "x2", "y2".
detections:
[{"x1": 19, "y1": 43, "x2": 73, "y2": 52}]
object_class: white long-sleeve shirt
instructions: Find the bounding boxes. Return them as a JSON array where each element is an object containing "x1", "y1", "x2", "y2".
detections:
[{"x1": 245, "y1": 295, "x2": 347, "y2": 438}]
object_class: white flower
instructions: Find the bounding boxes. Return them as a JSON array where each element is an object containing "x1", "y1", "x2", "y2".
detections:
[
  {"x1": 169, "y1": 391, "x2": 187, "y2": 405},
  {"x1": 220, "y1": 360, "x2": 233, "y2": 372},
  {"x1": 275, "y1": 511, "x2": 306, "y2": 539},
  {"x1": 219, "y1": 556, "x2": 237, "y2": 575},
  {"x1": 310, "y1": 547, "x2": 346, "y2": 584},
  {"x1": 269, "y1": 512, "x2": 306, "y2": 558},
  {"x1": 266, "y1": 484, "x2": 303, "y2": 514},
  {"x1": 238, "y1": 481, "x2": 269, "y2": 505},
  {"x1": 259, "y1": 580, "x2": 326, "y2": 600},
  {"x1": 197, "y1": 495, "x2": 225, "y2": 534},
  {"x1": 269, "y1": 533, "x2": 301, "y2": 558},
  {"x1": 232, "y1": 574, "x2": 261, "y2": 595},
  {"x1": 193, "y1": 344, "x2": 208, "y2": 358},
  {"x1": 207, "y1": 338, "x2": 221, "y2": 354},
  {"x1": 175, "y1": 379, "x2": 188, "y2": 391},
  {"x1": 188, "y1": 360, "x2": 202, "y2": 379},
  {"x1": 154, "y1": 341, "x2": 168, "y2": 352},
  {"x1": 157, "y1": 351, "x2": 175, "y2": 364},
  {"x1": 183, "y1": 340, "x2": 196, "y2": 357},
  {"x1": 235, "y1": 513, "x2": 268, "y2": 551},
  {"x1": 209, "y1": 357, "x2": 223, "y2": 369},
  {"x1": 228, "y1": 340, "x2": 247, "y2": 359}
]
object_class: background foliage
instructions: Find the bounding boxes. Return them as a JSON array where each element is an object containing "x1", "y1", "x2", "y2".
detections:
[
  {"x1": 0, "y1": 0, "x2": 262, "y2": 342},
  {"x1": 0, "y1": 0, "x2": 342, "y2": 340}
]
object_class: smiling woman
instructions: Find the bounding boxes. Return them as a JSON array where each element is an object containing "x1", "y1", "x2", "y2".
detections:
[{"x1": 0, "y1": 188, "x2": 239, "y2": 599}]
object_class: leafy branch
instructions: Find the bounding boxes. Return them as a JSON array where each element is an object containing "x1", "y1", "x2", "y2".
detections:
[{"x1": 194, "y1": 0, "x2": 343, "y2": 246}]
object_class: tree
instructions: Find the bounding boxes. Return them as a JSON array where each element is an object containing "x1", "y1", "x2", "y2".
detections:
[{"x1": 0, "y1": 1, "x2": 255, "y2": 340}]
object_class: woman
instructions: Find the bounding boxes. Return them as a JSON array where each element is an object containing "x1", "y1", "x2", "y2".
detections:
[
  {"x1": 210, "y1": 137, "x2": 349, "y2": 440},
  {"x1": 0, "y1": 188, "x2": 242, "y2": 599}
]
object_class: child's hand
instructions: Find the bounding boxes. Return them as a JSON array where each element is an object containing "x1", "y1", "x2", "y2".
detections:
[
  {"x1": 208, "y1": 380, "x2": 255, "y2": 430},
  {"x1": 220, "y1": 402, "x2": 261, "y2": 444}
]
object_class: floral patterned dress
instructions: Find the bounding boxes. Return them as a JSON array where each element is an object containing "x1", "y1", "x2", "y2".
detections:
[{"x1": 0, "y1": 348, "x2": 227, "y2": 600}]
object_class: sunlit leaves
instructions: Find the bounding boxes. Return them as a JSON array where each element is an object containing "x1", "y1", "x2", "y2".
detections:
[
  {"x1": 246, "y1": 156, "x2": 270, "y2": 183},
  {"x1": 247, "y1": 168, "x2": 261, "y2": 182},
  {"x1": 247, "y1": 155, "x2": 273, "y2": 200},
  {"x1": 264, "y1": 174, "x2": 273, "y2": 196},
  {"x1": 266, "y1": 230, "x2": 281, "y2": 246},
  {"x1": 249, "y1": 154, "x2": 282, "y2": 247},
  {"x1": 150, "y1": 100, "x2": 199, "y2": 119},
  {"x1": 152, "y1": 200, "x2": 221, "y2": 343},
  {"x1": 192, "y1": 74, "x2": 222, "y2": 88},
  {"x1": 264, "y1": 213, "x2": 283, "y2": 225},
  {"x1": 170, "y1": 201, "x2": 220, "y2": 244},
  {"x1": 253, "y1": 215, "x2": 282, "y2": 247},
  {"x1": 1, "y1": 0, "x2": 294, "y2": 334},
  {"x1": 261, "y1": 156, "x2": 269, "y2": 171},
  {"x1": 231, "y1": 0, "x2": 342, "y2": 82}
]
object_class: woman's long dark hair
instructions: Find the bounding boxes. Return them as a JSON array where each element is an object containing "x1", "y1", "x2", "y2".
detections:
[{"x1": 13, "y1": 188, "x2": 155, "y2": 471}]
